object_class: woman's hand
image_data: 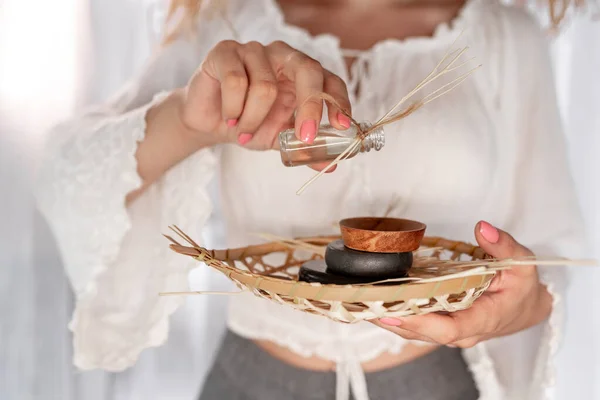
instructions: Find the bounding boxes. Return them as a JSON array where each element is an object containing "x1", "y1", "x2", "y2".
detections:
[
  {"x1": 372, "y1": 221, "x2": 553, "y2": 348},
  {"x1": 179, "y1": 40, "x2": 352, "y2": 151},
  {"x1": 132, "y1": 40, "x2": 351, "y2": 203}
]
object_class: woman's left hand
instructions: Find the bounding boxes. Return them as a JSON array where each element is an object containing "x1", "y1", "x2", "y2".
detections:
[{"x1": 372, "y1": 221, "x2": 553, "y2": 348}]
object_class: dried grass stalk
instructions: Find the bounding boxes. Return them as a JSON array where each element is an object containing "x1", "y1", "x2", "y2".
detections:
[{"x1": 296, "y1": 36, "x2": 481, "y2": 195}]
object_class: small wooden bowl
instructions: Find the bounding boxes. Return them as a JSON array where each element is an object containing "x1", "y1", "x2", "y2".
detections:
[{"x1": 339, "y1": 217, "x2": 427, "y2": 253}]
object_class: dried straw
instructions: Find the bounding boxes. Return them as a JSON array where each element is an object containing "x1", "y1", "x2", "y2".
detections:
[
  {"x1": 250, "y1": 232, "x2": 597, "y2": 273},
  {"x1": 296, "y1": 35, "x2": 481, "y2": 195}
]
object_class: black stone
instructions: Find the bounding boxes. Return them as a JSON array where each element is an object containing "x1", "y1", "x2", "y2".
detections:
[
  {"x1": 325, "y1": 240, "x2": 412, "y2": 278},
  {"x1": 298, "y1": 260, "x2": 384, "y2": 285}
]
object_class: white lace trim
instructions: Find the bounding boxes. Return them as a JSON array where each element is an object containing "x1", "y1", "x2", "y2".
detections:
[
  {"x1": 37, "y1": 91, "x2": 218, "y2": 370},
  {"x1": 78, "y1": 93, "x2": 166, "y2": 301},
  {"x1": 534, "y1": 276, "x2": 563, "y2": 400},
  {"x1": 265, "y1": 0, "x2": 481, "y2": 53},
  {"x1": 460, "y1": 275, "x2": 563, "y2": 400},
  {"x1": 463, "y1": 344, "x2": 504, "y2": 400},
  {"x1": 65, "y1": 92, "x2": 168, "y2": 369},
  {"x1": 129, "y1": 147, "x2": 218, "y2": 370}
]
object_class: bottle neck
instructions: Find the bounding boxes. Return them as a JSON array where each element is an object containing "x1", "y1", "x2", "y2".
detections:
[{"x1": 359, "y1": 123, "x2": 385, "y2": 153}]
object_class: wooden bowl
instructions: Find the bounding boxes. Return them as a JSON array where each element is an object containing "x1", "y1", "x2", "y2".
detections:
[{"x1": 339, "y1": 217, "x2": 426, "y2": 253}]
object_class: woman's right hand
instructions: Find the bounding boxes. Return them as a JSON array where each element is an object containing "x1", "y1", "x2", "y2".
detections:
[
  {"x1": 132, "y1": 40, "x2": 351, "y2": 203},
  {"x1": 177, "y1": 40, "x2": 352, "y2": 151}
]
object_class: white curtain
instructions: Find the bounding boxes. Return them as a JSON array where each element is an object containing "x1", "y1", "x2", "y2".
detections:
[
  {"x1": 1, "y1": 1, "x2": 227, "y2": 399},
  {"x1": 0, "y1": 1, "x2": 598, "y2": 400},
  {"x1": 551, "y1": 18, "x2": 600, "y2": 400}
]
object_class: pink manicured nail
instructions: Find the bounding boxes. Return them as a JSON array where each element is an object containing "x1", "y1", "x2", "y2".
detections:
[
  {"x1": 237, "y1": 133, "x2": 253, "y2": 146},
  {"x1": 226, "y1": 119, "x2": 238, "y2": 128},
  {"x1": 337, "y1": 113, "x2": 351, "y2": 129},
  {"x1": 300, "y1": 120, "x2": 317, "y2": 144},
  {"x1": 324, "y1": 164, "x2": 337, "y2": 174},
  {"x1": 379, "y1": 318, "x2": 402, "y2": 327},
  {"x1": 480, "y1": 221, "x2": 500, "y2": 244}
]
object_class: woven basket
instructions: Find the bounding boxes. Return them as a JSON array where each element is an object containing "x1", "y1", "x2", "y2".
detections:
[{"x1": 166, "y1": 229, "x2": 497, "y2": 323}]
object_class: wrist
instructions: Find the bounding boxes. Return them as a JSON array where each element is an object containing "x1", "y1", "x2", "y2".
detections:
[
  {"x1": 164, "y1": 89, "x2": 210, "y2": 149},
  {"x1": 152, "y1": 89, "x2": 219, "y2": 151},
  {"x1": 133, "y1": 90, "x2": 212, "y2": 197}
]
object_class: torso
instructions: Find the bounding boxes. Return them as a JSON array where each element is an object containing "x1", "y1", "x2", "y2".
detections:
[
  {"x1": 215, "y1": 0, "x2": 500, "y2": 374},
  {"x1": 251, "y1": 0, "x2": 465, "y2": 372}
]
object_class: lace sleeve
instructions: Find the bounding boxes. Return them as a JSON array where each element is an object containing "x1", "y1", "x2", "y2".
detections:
[
  {"x1": 509, "y1": 21, "x2": 586, "y2": 399},
  {"x1": 474, "y1": 8, "x2": 586, "y2": 400},
  {"x1": 35, "y1": 31, "x2": 224, "y2": 371}
]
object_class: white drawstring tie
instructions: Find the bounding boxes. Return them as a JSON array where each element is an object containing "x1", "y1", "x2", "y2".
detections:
[{"x1": 335, "y1": 348, "x2": 370, "y2": 400}]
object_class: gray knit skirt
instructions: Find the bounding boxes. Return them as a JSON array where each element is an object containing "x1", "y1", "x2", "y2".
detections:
[{"x1": 199, "y1": 331, "x2": 479, "y2": 400}]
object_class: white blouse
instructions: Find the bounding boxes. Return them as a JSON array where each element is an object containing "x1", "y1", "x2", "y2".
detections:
[{"x1": 36, "y1": 0, "x2": 585, "y2": 399}]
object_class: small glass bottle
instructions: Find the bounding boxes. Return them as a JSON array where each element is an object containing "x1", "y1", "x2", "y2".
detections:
[{"x1": 278, "y1": 122, "x2": 385, "y2": 167}]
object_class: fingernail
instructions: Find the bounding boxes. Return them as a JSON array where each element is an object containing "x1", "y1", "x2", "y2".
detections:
[
  {"x1": 237, "y1": 133, "x2": 253, "y2": 146},
  {"x1": 226, "y1": 119, "x2": 238, "y2": 128},
  {"x1": 447, "y1": 344, "x2": 457, "y2": 348},
  {"x1": 480, "y1": 221, "x2": 500, "y2": 244},
  {"x1": 324, "y1": 165, "x2": 337, "y2": 174},
  {"x1": 379, "y1": 318, "x2": 402, "y2": 327},
  {"x1": 300, "y1": 120, "x2": 317, "y2": 144},
  {"x1": 337, "y1": 113, "x2": 351, "y2": 129}
]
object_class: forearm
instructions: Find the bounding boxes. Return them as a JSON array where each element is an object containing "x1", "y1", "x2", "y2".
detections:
[{"x1": 126, "y1": 89, "x2": 209, "y2": 205}]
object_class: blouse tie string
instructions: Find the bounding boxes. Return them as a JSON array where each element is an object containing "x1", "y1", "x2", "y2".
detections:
[{"x1": 336, "y1": 347, "x2": 370, "y2": 400}]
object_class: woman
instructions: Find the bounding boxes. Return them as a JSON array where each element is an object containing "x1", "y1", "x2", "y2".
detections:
[{"x1": 36, "y1": 0, "x2": 585, "y2": 399}]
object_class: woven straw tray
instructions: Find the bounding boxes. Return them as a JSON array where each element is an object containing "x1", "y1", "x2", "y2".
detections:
[{"x1": 165, "y1": 229, "x2": 497, "y2": 323}]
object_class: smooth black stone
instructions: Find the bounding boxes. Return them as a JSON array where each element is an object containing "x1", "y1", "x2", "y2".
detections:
[
  {"x1": 298, "y1": 260, "x2": 384, "y2": 285},
  {"x1": 325, "y1": 240, "x2": 412, "y2": 278}
]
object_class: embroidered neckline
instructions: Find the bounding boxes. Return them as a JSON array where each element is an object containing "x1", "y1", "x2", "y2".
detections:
[{"x1": 265, "y1": 0, "x2": 480, "y2": 55}]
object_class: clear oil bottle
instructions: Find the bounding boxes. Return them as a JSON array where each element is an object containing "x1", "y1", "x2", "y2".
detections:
[{"x1": 279, "y1": 123, "x2": 385, "y2": 167}]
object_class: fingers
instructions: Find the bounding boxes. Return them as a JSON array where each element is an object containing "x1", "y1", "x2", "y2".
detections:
[
  {"x1": 379, "y1": 314, "x2": 462, "y2": 345},
  {"x1": 235, "y1": 43, "x2": 279, "y2": 145},
  {"x1": 375, "y1": 294, "x2": 501, "y2": 345},
  {"x1": 203, "y1": 41, "x2": 279, "y2": 145},
  {"x1": 323, "y1": 70, "x2": 352, "y2": 130},
  {"x1": 373, "y1": 319, "x2": 482, "y2": 348},
  {"x1": 252, "y1": 85, "x2": 296, "y2": 150},
  {"x1": 308, "y1": 162, "x2": 337, "y2": 173},
  {"x1": 204, "y1": 41, "x2": 247, "y2": 124},
  {"x1": 289, "y1": 54, "x2": 324, "y2": 143},
  {"x1": 475, "y1": 221, "x2": 537, "y2": 283},
  {"x1": 371, "y1": 223, "x2": 542, "y2": 348},
  {"x1": 475, "y1": 221, "x2": 534, "y2": 260},
  {"x1": 374, "y1": 317, "x2": 483, "y2": 348},
  {"x1": 267, "y1": 41, "x2": 351, "y2": 143},
  {"x1": 369, "y1": 319, "x2": 436, "y2": 343},
  {"x1": 200, "y1": 40, "x2": 352, "y2": 150}
]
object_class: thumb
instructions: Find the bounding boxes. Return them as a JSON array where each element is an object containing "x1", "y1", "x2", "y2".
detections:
[{"x1": 475, "y1": 221, "x2": 533, "y2": 260}]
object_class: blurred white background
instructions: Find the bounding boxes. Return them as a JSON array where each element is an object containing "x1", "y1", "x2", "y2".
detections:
[{"x1": 1, "y1": 1, "x2": 598, "y2": 399}]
